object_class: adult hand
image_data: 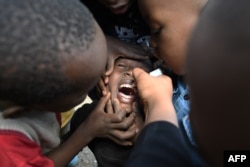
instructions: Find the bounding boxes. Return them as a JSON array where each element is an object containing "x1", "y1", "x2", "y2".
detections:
[
  {"x1": 132, "y1": 68, "x2": 178, "y2": 127},
  {"x1": 79, "y1": 93, "x2": 137, "y2": 146}
]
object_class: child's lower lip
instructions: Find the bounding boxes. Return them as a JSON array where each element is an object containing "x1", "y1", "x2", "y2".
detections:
[
  {"x1": 110, "y1": 5, "x2": 128, "y2": 14},
  {"x1": 118, "y1": 92, "x2": 135, "y2": 104}
]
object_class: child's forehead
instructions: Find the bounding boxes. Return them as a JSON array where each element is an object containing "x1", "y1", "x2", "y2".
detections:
[
  {"x1": 115, "y1": 57, "x2": 153, "y2": 72},
  {"x1": 116, "y1": 57, "x2": 152, "y2": 66},
  {"x1": 115, "y1": 57, "x2": 141, "y2": 64}
]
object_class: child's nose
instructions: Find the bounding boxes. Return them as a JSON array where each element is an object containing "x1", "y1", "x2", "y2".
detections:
[{"x1": 125, "y1": 70, "x2": 133, "y2": 76}]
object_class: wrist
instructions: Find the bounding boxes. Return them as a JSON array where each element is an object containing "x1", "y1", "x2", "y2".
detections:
[
  {"x1": 72, "y1": 122, "x2": 95, "y2": 146},
  {"x1": 146, "y1": 95, "x2": 173, "y2": 111},
  {"x1": 144, "y1": 100, "x2": 178, "y2": 127}
]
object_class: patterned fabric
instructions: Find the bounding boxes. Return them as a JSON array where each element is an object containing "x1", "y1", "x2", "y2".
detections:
[
  {"x1": 172, "y1": 79, "x2": 195, "y2": 145},
  {"x1": 81, "y1": 0, "x2": 151, "y2": 47},
  {"x1": 172, "y1": 78, "x2": 206, "y2": 166}
]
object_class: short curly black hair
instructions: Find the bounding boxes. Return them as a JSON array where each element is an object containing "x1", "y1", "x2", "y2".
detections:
[{"x1": 0, "y1": 0, "x2": 96, "y2": 105}]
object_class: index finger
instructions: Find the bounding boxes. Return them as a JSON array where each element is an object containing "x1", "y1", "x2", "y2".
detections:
[
  {"x1": 132, "y1": 68, "x2": 148, "y2": 82},
  {"x1": 105, "y1": 56, "x2": 115, "y2": 77},
  {"x1": 95, "y1": 92, "x2": 111, "y2": 111}
]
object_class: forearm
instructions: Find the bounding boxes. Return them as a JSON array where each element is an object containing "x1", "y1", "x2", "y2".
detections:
[
  {"x1": 46, "y1": 125, "x2": 93, "y2": 167},
  {"x1": 144, "y1": 96, "x2": 178, "y2": 127}
]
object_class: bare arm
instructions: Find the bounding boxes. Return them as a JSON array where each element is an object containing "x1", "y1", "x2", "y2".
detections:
[{"x1": 46, "y1": 93, "x2": 137, "y2": 167}]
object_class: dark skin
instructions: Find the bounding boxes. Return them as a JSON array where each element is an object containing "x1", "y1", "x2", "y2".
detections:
[
  {"x1": 44, "y1": 31, "x2": 140, "y2": 166},
  {"x1": 71, "y1": 59, "x2": 156, "y2": 164},
  {"x1": 0, "y1": 21, "x2": 137, "y2": 167},
  {"x1": 2, "y1": 94, "x2": 136, "y2": 167},
  {"x1": 81, "y1": 0, "x2": 152, "y2": 94},
  {"x1": 125, "y1": 1, "x2": 250, "y2": 167},
  {"x1": 187, "y1": 0, "x2": 250, "y2": 166},
  {"x1": 46, "y1": 93, "x2": 137, "y2": 166},
  {"x1": 106, "y1": 58, "x2": 152, "y2": 142},
  {"x1": 99, "y1": 35, "x2": 150, "y2": 96},
  {"x1": 88, "y1": 58, "x2": 151, "y2": 147}
]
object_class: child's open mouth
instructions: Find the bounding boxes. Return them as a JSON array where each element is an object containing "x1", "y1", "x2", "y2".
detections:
[{"x1": 118, "y1": 80, "x2": 137, "y2": 104}]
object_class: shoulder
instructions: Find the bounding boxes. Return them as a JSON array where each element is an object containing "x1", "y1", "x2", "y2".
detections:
[{"x1": 0, "y1": 130, "x2": 54, "y2": 167}]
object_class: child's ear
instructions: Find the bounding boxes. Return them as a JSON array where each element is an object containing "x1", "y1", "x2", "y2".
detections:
[{"x1": 2, "y1": 106, "x2": 25, "y2": 118}]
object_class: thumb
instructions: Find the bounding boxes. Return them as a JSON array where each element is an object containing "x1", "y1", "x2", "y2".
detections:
[
  {"x1": 96, "y1": 92, "x2": 111, "y2": 111},
  {"x1": 105, "y1": 58, "x2": 115, "y2": 78},
  {"x1": 132, "y1": 68, "x2": 148, "y2": 81}
]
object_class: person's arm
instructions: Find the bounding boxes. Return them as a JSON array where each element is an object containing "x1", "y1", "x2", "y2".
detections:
[
  {"x1": 126, "y1": 122, "x2": 194, "y2": 167},
  {"x1": 46, "y1": 93, "x2": 137, "y2": 167},
  {"x1": 125, "y1": 68, "x2": 193, "y2": 167}
]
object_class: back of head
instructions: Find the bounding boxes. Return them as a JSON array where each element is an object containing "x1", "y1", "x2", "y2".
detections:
[
  {"x1": 187, "y1": 0, "x2": 250, "y2": 166},
  {"x1": 0, "y1": 0, "x2": 96, "y2": 105}
]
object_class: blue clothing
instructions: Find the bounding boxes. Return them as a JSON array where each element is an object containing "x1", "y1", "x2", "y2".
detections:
[
  {"x1": 172, "y1": 77, "x2": 205, "y2": 166},
  {"x1": 172, "y1": 78, "x2": 195, "y2": 145},
  {"x1": 173, "y1": 79, "x2": 190, "y2": 122}
]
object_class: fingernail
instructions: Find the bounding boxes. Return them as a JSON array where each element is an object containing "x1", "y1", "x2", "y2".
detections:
[{"x1": 105, "y1": 78, "x2": 108, "y2": 84}]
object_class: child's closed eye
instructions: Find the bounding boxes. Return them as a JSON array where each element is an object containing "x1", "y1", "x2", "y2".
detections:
[{"x1": 117, "y1": 63, "x2": 127, "y2": 68}]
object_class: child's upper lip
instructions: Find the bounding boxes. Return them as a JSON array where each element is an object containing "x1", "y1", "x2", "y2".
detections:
[
  {"x1": 118, "y1": 78, "x2": 137, "y2": 93},
  {"x1": 119, "y1": 77, "x2": 135, "y2": 87}
]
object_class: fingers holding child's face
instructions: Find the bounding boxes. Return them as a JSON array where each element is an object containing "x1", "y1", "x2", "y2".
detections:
[
  {"x1": 81, "y1": 93, "x2": 138, "y2": 144},
  {"x1": 106, "y1": 98, "x2": 135, "y2": 121},
  {"x1": 105, "y1": 97, "x2": 142, "y2": 144}
]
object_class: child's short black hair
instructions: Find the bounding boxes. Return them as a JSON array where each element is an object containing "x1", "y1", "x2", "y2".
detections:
[{"x1": 0, "y1": 0, "x2": 96, "y2": 105}]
